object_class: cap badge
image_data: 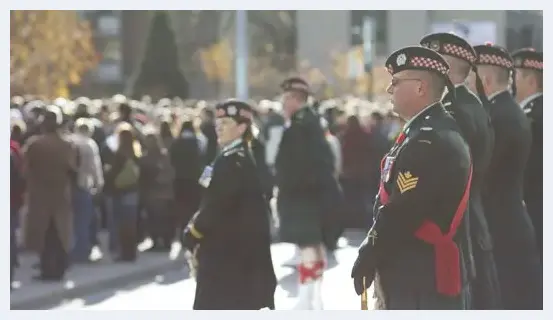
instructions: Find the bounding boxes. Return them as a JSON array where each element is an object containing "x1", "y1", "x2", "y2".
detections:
[
  {"x1": 227, "y1": 105, "x2": 237, "y2": 116},
  {"x1": 396, "y1": 53, "x2": 407, "y2": 66}
]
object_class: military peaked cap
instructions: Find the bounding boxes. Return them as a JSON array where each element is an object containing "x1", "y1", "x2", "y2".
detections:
[
  {"x1": 280, "y1": 76, "x2": 311, "y2": 94},
  {"x1": 473, "y1": 42, "x2": 514, "y2": 70},
  {"x1": 216, "y1": 99, "x2": 253, "y2": 124},
  {"x1": 420, "y1": 32, "x2": 477, "y2": 65},
  {"x1": 511, "y1": 48, "x2": 543, "y2": 71}
]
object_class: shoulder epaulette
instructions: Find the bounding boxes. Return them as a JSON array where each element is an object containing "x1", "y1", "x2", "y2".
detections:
[{"x1": 420, "y1": 127, "x2": 433, "y2": 131}]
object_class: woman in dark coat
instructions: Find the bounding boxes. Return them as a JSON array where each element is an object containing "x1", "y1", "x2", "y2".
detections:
[
  {"x1": 182, "y1": 100, "x2": 277, "y2": 310},
  {"x1": 103, "y1": 123, "x2": 142, "y2": 261},
  {"x1": 170, "y1": 120, "x2": 204, "y2": 240}
]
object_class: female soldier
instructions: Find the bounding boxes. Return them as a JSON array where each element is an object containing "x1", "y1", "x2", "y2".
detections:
[{"x1": 182, "y1": 99, "x2": 277, "y2": 310}]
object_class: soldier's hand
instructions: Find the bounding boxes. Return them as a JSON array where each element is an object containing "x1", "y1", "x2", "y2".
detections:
[
  {"x1": 353, "y1": 275, "x2": 370, "y2": 296},
  {"x1": 350, "y1": 233, "x2": 377, "y2": 295},
  {"x1": 351, "y1": 253, "x2": 376, "y2": 295},
  {"x1": 181, "y1": 229, "x2": 199, "y2": 252}
]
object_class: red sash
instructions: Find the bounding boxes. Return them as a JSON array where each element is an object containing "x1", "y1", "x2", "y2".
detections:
[{"x1": 378, "y1": 154, "x2": 473, "y2": 297}]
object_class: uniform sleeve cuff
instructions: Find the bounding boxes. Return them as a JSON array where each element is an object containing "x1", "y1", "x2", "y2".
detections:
[{"x1": 189, "y1": 224, "x2": 204, "y2": 239}]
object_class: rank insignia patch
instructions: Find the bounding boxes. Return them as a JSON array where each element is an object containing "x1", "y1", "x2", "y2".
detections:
[{"x1": 397, "y1": 171, "x2": 418, "y2": 193}]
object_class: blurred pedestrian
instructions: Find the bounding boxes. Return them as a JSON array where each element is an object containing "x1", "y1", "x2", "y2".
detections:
[
  {"x1": 141, "y1": 128, "x2": 175, "y2": 251},
  {"x1": 170, "y1": 119, "x2": 204, "y2": 240},
  {"x1": 104, "y1": 122, "x2": 142, "y2": 262},
  {"x1": 11, "y1": 139, "x2": 24, "y2": 288},
  {"x1": 69, "y1": 118, "x2": 104, "y2": 263},
  {"x1": 24, "y1": 105, "x2": 78, "y2": 281},
  {"x1": 339, "y1": 115, "x2": 376, "y2": 229},
  {"x1": 275, "y1": 77, "x2": 336, "y2": 309}
]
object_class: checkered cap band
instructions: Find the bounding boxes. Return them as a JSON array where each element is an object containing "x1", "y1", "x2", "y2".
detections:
[
  {"x1": 479, "y1": 54, "x2": 513, "y2": 68},
  {"x1": 216, "y1": 101, "x2": 253, "y2": 122},
  {"x1": 443, "y1": 43, "x2": 476, "y2": 64},
  {"x1": 288, "y1": 82, "x2": 309, "y2": 92},
  {"x1": 409, "y1": 56, "x2": 448, "y2": 75},
  {"x1": 522, "y1": 59, "x2": 543, "y2": 70}
]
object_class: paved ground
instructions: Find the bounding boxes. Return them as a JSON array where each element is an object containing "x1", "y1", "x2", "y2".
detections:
[
  {"x1": 10, "y1": 232, "x2": 184, "y2": 309},
  {"x1": 47, "y1": 230, "x2": 376, "y2": 310}
]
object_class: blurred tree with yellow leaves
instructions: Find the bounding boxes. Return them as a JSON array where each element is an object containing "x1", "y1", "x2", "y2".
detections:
[
  {"x1": 10, "y1": 10, "x2": 98, "y2": 98},
  {"x1": 199, "y1": 38, "x2": 234, "y2": 85},
  {"x1": 330, "y1": 45, "x2": 391, "y2": 98},
  {"x1": 198, "y1": 37, "x2": 235, "y2": 97}
]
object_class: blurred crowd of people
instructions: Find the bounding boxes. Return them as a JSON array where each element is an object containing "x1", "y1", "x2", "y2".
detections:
[{"x1": 9, "y1": 93, "x2": 404, "y2": 286}]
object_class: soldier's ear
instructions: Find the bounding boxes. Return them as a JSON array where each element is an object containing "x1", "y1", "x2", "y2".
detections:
[{"x1": 417, "y1": 80, "x2": 425, "y2": 97}]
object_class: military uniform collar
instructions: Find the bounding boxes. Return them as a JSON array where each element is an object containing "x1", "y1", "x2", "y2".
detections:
[
  {"x1": 291, "y1": 105, "x2": 312, "y2": 122},
  {"x1": 442, "y1": 82, "x2": 465, "y2": 99},
  {"x1": 519, "y1": 92, "x2": 543, "y2": 109},
  {"x1": 403, "y1": 101, "x2": 442, "y2": 131},
  {"x1": 488, "y1": 88, "x2": 509, "y2": 102},
  {"x1": 221, "y1": 138, "x2": 243, "y2": 153},
  {"x1": 443, "y1": 84, "x2": 470, "y2": 103}
]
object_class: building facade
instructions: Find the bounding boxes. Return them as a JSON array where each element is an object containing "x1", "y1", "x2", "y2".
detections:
[
  {"x1": 297, "y1": 10, "x2": 542, "y2": 85},
  {"x1": 77, "y1": 10, "x2": 542, "y2": 98}
]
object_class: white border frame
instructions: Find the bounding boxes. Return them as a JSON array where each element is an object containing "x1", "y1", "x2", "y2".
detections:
[{"x1": 6, "y1": 3, "x2": 549, "y2": 318}]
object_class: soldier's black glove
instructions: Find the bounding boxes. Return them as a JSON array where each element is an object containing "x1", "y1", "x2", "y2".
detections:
[{"x1": 351, "y1": 232, "x2": 378, "y2": 295}]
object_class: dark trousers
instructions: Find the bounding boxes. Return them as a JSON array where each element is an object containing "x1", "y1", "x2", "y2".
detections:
[
  {"x1": 11, "y1": 211, "x2": 17, "y2": 285},
  {"x1": 72, "y1": 187, "x2": 94, "y2": 262},
  {"x1": 40, "y1": 219, "x2": 68, "y2": 279},
  {"x1": 107, "y1": 192, "x2": 139, "y2": 256},
  {"x1": 90, "y1": 208, "x2": 99, "y2": 246},
  {"x1": 10, "y1": 207, "x2": 19, "y2": 284},
  {"x1": 146, "y1": 199, "x2": 175, "y2": 249},
  {"x1": 119, "y1": 216, "x2": 137, "y2": 261}
]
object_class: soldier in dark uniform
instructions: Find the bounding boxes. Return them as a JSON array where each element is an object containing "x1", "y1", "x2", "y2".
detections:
[
  {"x1": 250, "y1": 126, "x2": 274, "y2": 202},
  {"x1": 419, "y1": 33, "x2": 501, "y2": 309},
  {"x1": 470, "y1": 43, "x2": 542, "y2": 309},
  {"x1": 275, "y1": 77, "x2": 337, "y2": 309},
  {"x1": 351, "y1": 46, "x2": 472, "y2": 309},
  {"x1": 512, "y1": 48, "x2": 543, "y2": 262},
  {"x1": 182, "y1": 100, "x2": 277, "y2": 310}
]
